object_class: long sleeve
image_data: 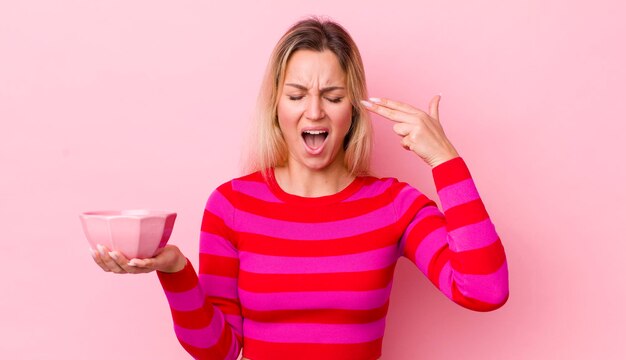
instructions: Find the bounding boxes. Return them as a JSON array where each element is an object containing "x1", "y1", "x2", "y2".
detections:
[
  {"x1": 395, "y1": 157, "x2": 509, "y2": 311},
  {"x1": 157, "y1": 183, "x2": 243, "y2": 359}
]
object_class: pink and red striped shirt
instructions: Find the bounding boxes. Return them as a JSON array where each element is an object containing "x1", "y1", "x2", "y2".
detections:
[{"x1": 157, "y1": 157, "x2": 509, "y2": 360}]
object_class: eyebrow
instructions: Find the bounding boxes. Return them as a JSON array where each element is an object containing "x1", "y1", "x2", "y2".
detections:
[{"x1": 284, "y1": 83, "x2": 345, "y2": 93}]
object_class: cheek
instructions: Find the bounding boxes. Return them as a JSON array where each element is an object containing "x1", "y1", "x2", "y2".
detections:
[
  {"x1": 277, "y1": 101, "x2": 301, "y2": 125},
  {"x1": 329, "y1": 105, "x2": 353, "y2": 132},
  {"x1": 276, "y1": 102, "x2": 300, "y2": 139}
]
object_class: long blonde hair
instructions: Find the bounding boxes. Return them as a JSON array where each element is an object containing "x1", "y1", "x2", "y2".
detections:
[{"x1": 246, "y1": 16, "x2": 372, "y2": 178}]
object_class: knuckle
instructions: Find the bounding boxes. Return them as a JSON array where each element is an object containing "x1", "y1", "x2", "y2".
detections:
[{"x1": 418, "y1": 114, "x2": 431, "y2": 124}]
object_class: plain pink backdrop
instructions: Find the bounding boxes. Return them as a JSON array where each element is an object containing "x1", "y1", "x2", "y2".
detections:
[{"x1": 1, "y1": 0, "x2": 624, "y2": 359}]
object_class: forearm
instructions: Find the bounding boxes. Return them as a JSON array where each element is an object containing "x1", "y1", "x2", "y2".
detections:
[
  {"x1": 431, "y1": 157, "x2": 509, "y2": 311},
  {"x1": 157, "y1": 259, "x2": 242, "y2": 359}
]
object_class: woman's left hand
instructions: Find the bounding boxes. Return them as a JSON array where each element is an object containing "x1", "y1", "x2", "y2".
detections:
[{"x1": 361, "y1": 95, "x2": 460, "y2": 168}]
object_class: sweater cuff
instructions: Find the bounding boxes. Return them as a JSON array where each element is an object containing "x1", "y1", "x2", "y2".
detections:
[
  {"x1": 432, "y1": 157, "x2": 472, "y2": 192},
  {"x1": 157, "y1": 257, "x2": 198, "y2": 292}
]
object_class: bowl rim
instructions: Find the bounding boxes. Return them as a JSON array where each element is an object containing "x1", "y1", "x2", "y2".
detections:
[{"x1": 80, "y1": 210, "x2": 177, "y2": 219}]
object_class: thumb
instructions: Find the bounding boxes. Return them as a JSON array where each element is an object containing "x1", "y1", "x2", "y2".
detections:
[
  {"x1": 429, "y1": 94, "x2": 441, "y2": 121},
  {"x1": 127, "y1": 257, "x2": 156, "y2": 269}
]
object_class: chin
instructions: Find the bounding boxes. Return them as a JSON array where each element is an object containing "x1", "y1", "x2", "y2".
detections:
[
  {"x1": 301, "y1": 160, "x2": 331, "y2": 171},
  {"x1": 299, "y1": 154, "x2": 343, "y2": 172}
]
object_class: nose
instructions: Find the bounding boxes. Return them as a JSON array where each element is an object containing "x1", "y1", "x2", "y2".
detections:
[{"x1": 305, "y1": 96, "x2": 325, "y2": 120}]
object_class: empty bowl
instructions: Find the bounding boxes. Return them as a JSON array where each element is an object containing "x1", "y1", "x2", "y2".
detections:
[{"x1": 80, "y1": 210, "x2": 177, "y2": 259}]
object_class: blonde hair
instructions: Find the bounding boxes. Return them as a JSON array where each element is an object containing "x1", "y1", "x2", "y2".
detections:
[{"x1": 246, "y1": 16, "x2": 372, "y2": 177}]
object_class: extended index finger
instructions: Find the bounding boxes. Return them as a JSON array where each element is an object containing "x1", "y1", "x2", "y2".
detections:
[
  {"x1": 360, "y1": 100, "x2": 418, "y2": 123},
  {"x1": 369, "y1": 97, "x2": 426, "y2": 117}
]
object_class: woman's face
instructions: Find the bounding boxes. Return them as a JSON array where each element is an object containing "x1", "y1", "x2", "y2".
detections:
[{"x1": 276, "y1": 49, "x2": 353, "y2": 172}]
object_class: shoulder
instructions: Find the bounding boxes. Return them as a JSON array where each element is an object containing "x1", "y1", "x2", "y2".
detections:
[
  {"x1": 354, "y1": 174, "x2": 421, "y2": 200},
  {"x1": 206, "y1": 170, "x2": 279, "y2": 208},
  {"x1": 210, "y1": 171, "x2": 265, "y2": 196},
  {"x1": 358, "y1": 174, "x2": 435, "y2": 218}
]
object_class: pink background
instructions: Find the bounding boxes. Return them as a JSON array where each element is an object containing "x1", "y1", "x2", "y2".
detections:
[{"x1": 1, "y1": 0, "x2": 624, "y2": 359}]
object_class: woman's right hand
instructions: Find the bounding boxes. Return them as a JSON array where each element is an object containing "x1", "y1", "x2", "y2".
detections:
[{"x1": 90, "y1": 244, "x2": 187, "y2": 274}]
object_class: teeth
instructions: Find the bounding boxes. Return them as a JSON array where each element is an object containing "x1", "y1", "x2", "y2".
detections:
[{"x1": 303, "y1": 130, "x2": 327, "y2": 135}]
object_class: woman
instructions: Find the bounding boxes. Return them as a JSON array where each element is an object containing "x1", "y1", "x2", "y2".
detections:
[{"x1": 91, "y1": 17, "x2": 509, "y2": 360}]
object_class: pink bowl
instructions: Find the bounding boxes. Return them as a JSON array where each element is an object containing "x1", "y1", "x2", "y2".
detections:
[{"x1": 80, "y1": 210, "x2": 177, "y2": 259}]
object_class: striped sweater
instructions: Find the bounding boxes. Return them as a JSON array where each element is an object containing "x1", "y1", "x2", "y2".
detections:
[{"x1": 157, "y1": 157, "x2": 509, "y2": 360}]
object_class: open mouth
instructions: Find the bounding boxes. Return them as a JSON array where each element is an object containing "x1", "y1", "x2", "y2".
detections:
[{"x1": 301, "y1": 130, "x2": 328, "y2": 150}]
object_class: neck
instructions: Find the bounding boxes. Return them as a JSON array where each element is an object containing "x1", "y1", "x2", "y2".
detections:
[{"x1": 274, "y1": 159, "x2": 355, "y2": 198}]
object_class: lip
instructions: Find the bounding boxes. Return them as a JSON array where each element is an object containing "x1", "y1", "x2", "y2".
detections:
[
  {"x1": 301, "y1": 126, "x2": 329, "y2": 133},
  {"x1": 301, "y1": 127, "x2": 329, "y2": 155}
]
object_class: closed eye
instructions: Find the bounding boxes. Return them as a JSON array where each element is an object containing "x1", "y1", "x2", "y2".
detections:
[{"x1": 287, "y1": 95, "x2": 344, "y2": 103}]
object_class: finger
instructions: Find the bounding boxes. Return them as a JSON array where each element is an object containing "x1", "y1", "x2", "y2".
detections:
[
  {"x1": 392, "y1": 123, "x2": 413, "y2": 137},
  {"x1": 90, "y1": 247, "x2": 111, "y2": 272},
  {"x1": 125, "y1": 259, "x2": 154, "y2": 273},
  {"x1": 369, "y1": 97, "x2": 426, "y2": 116},
  {"x1": 109, "y1": 251, "x2": 142, "y2": 274},
  {"x1": 360, "y1": 100, "x2": 419, "y2": 123},
  {"x1": 128, "y1": 257, "x2": 156, "y2": 270},
  {"x1": 400, "y1": 136, "x2": 414, "y2": 151},
  {"x1": 131, "y1": 258, "x2": 159, "y2": 273},
  {"x1": 429, "y1": 95, "x2": 441, "y2": 121},
  {"x1": 97, "y1": 244, "x2": 126, "y2": 274}
]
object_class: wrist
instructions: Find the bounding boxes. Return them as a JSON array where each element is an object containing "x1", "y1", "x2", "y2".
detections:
[
  {"x1": 430, "y1": 150, "x2": 460, "y2": 168},
  {"x1": 162, "y1": 253, "x2": 188, "y2": 273}
]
